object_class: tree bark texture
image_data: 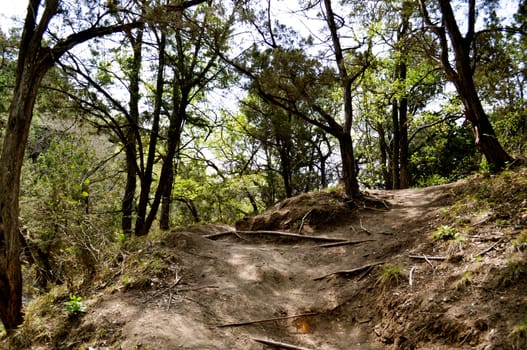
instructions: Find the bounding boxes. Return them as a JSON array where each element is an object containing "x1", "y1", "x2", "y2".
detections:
[{"x1": 159, "y1": 161, "x2": 175, "y2": 230}]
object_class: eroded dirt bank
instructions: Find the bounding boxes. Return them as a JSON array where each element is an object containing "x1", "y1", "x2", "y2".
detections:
[{"x1": 15, "y1": 176, "x2": 527, "y2": 350}]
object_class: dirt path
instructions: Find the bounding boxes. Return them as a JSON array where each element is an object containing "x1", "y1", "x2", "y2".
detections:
[{"x1": 80, "y1": 184, "x2": 479, "y2": 350}]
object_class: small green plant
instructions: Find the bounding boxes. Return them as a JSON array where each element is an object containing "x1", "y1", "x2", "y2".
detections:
[
  {"x1": 495, "y1": 219, "x2": 507, "y2": 228},
  {"x1": 479, "y1": 160, "x2": 494, "y2": 175},
  {"x1": 501, "y1": 261, "x2": 526, "y2": 286},
  {"x1": 456, "y1": 271, "x2": 473, "y2": 290},
  {"x1": 431, "y1": 225, "x2": 462, "y2": 241},
  {"x1": 64, "y1": 293, "x2": 86, "y2": 315},
  {"x1": 376, "y1": 265, "x2": 403, "y2": 287},
  {"x1": 512, "y1": 231, "x2": 527, "y2": 252},
  {"x1": 511, "y1": 314, "x2": 527, "y2": 347},
  {"x1": 115, "y1": 230, "x2": 127, "y2": 244}
]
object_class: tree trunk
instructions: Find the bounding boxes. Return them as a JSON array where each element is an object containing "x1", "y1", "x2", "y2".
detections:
[
  {"x1": 377, "y1": 123, "x2": 392, "y2": 190},
  {"x1": 159, "y1": 161, "x2": 175, "y2": 230},
  {"x1": 278, "y1": 140, "x2": 293, "y2": 198},
  {"x1": 391, "y1": 100, "x2": 401, "y2": 189},
  {"x1": 0, "y1": 1, "x2": 57, "y2": 329},
  {"x1": 421, "y1": 0, "x2": 514, "y2": 170},
  {"x1": 137, "y1": 29, "x2": 165, "y2": 233},
  {"x1": 338, "y1": 133, "x2": 361, "y2": 198},
  {"x1": 136, "y1": 87, "x2": 187, "y2": 236},
  {"x1": 121, "y1": 148, "x2": 137, "y2": 235},
  {"x1": 0, "y1": 56, "x2": 53, "y2": 334},
  {"x1": 323, "y1": 0, "x2": 362, "y2": 198},
  {"x1": 0, "y1": 0, "x2": 170, "y2": 332},
  {"x1": 399, "y1": 69, "x2": 409, "y2": 188}
]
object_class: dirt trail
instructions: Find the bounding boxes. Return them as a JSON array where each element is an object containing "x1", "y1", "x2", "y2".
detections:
[{"x1": 79, "y1": 184, "x2": 517, "y2": 350}]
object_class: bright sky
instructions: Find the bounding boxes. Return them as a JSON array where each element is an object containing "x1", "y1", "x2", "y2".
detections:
[
  {"x1": 0, "y1": 1, "x2": 26, "y2": 17},
  {"x1": 0, "y1": 0, "x2": 27, "y2": 30}
]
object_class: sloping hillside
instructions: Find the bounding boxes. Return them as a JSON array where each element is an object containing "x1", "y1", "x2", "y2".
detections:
[{"x1": 4, "y1": 167, "x2": 527, "y2": 349}]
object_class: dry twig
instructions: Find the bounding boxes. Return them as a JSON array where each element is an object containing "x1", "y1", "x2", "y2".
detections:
[
  {"x1": 359, "y1": 217, "x2": 371, "y2": 234},
  {"x1": 216, "y1": 312, "x2": 318, "y2": 328},
  {"x1": 474, "y1": 239, "x2": 503, "y2": 258},
  {"x1": 204, "y1": 230, "x2": 345, "y2": 243},
  {"x1": 298, "y1": 208, "x2": 314, "y2": 234},
  {"x1": 422, "y1": 255, "x2": 436, "y2": 270},
  {"x1": 409, "y1": 255, "x2": 446, "y2": 261},
  {"x1": 314, "y1": 261, "x2": 384, "y2": 281},
  {"x1": 319, "y1": 239, "x2": 377, "y2": 248},
  {"x1": 252, "y1": 337, "x2": 315, "y2": 350},
  {"x1": 409, "y1": 266, "x2": 417, "y2": 289}
]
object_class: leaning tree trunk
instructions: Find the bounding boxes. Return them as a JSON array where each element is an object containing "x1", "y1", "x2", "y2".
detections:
[
  {"x1": 457, "y1": 76, "x2": 513, "y2": 170},
  {"x1": 0, "y1": 9, "x2": 56, "y2": 328},
  {"x1": 421, "y1": 0, "x2": 514, "y2": 171},
  {"x1": 0, "y1": 43, "x2": 55, "y2": 331}
]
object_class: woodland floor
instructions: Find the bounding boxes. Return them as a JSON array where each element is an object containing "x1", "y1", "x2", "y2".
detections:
[{"x1": 6, "y1": 169, "x2": 527, "y2": 349}]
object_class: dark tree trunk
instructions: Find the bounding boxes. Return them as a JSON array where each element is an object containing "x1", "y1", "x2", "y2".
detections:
[
  {"x1": 245, "y1": 189, "x2": 259, "y2": 214},
  {"x1": 377, "y1": 123, "x2": 392, "y2": 190},
  {"x1": 278, "y1": 140, "x2": 293, "y2": 198},
  {"x1": 398, "y1": 1, "x2": 410, "y2": 189},
  {"x1": 399, "y1": 95, "x2": 409, "y2": 188},
  {"x1": 338, "y1": 133, "x2": 360, "y2": 197},
  {"x1": 159, "y1": 161, "x2": 175, "y2": 230},
  {"x1": 391, "y1": 100, "x2": 401, "y2": 189},
  {"x1": 0, "y1": 1, "x2": 59, "y2": 331},
  {"x1": 324, "y1": 0, "x2": 362, "y2": 198},
  {"x1": 137, "y1": 30, "x2": 165, "y2": 233},
  {"x1": 122, "y1": 25, "x2": 145, "y2": 236},
  {"x1": 121, "y1": 148, "x2": 137, "y2": 235},
  {"x1": 420, "y1": 0, "x2": 513, "y2": 170},
  {"x1": 181, "y1": 199, "x2": 200, "y2": 223},
  {"x1": 0, "y1": 0, "x2": 202, "y2": 330},
  {"x1": 136, "y1": 88, "x2": 186, "y2": 236}
]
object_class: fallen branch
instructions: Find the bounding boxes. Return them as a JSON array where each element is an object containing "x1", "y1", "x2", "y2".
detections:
[
  {"x1": 359, "y1": 217, "x2": 371, "y2": 234},
  {"x1": 298, "y1": 208, "x2": 314, "y2": 234},
  {"x1": 144, "y1": 274, "x2": 183, "y2": 302},
  {"x1": 409, "y1": 266, "x2": 417, "y2": 289},
  {"x1": 319, "y1": 239, "x2": 377, "y2": 248},
  {"x1": 358, "y1": 265, "x2": 375, "y2": 281},
  {"x1": 204, "y1": 230, "x2": 345, "y2": 243},
  {"x1": 314, "y1": 261, "x2": 384, "y2": 281},
  {"x1": 423, "y1": 255, "x2": 435, "y2": 270},
  {"x1": 252, "y1": 337, "x2": 315, "y2": 350},
  {"x1": 203, "y1": 230, "x2": 238, "y2": 239},
  {"x1": 409, "y1": 255, "x2": 446, "y2": 261},
  {"x1": 216, "y1": 312, "x2": 318, "y2": 328},
  {"x1": 177, "y1": 285, "x2": 219, "y2": 292},
  {"x1": 166, "y1": 291, "x2": 174, "y2": 311},
  {"x1": 474, "y1": 239, "x2": 503, "y2": 258}
]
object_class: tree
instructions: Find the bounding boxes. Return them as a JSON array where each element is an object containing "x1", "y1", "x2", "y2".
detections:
[
  {"x1": 352, "y1": 0, "x2": 444, "y2": 189},
  {"x1": 136, "y1": 2, "x2": 233, "y2": 235},
  {"x1": 240, "y1": 93, "x2": 336, "y2": 199},
  {"x1": 418, "y1": 0, "x2": 513, "y2": 170},
  {"x1": 226, "y1": 0, "x2": 369, "y2": 198},
  {"x1": 0, "y1": 0, "x2": 207, "y2": 332}
]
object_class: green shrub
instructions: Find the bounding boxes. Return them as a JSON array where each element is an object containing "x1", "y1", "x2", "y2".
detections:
[
  {"x1": 431, "y1": 225, "x2": 462, "y2": 241},
  {"x1": 64, "y1": 293, "x2": 86, "y2": 315},
  {"x1": 376, "y1": 265, "x2": 404, "y2": 287}
]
